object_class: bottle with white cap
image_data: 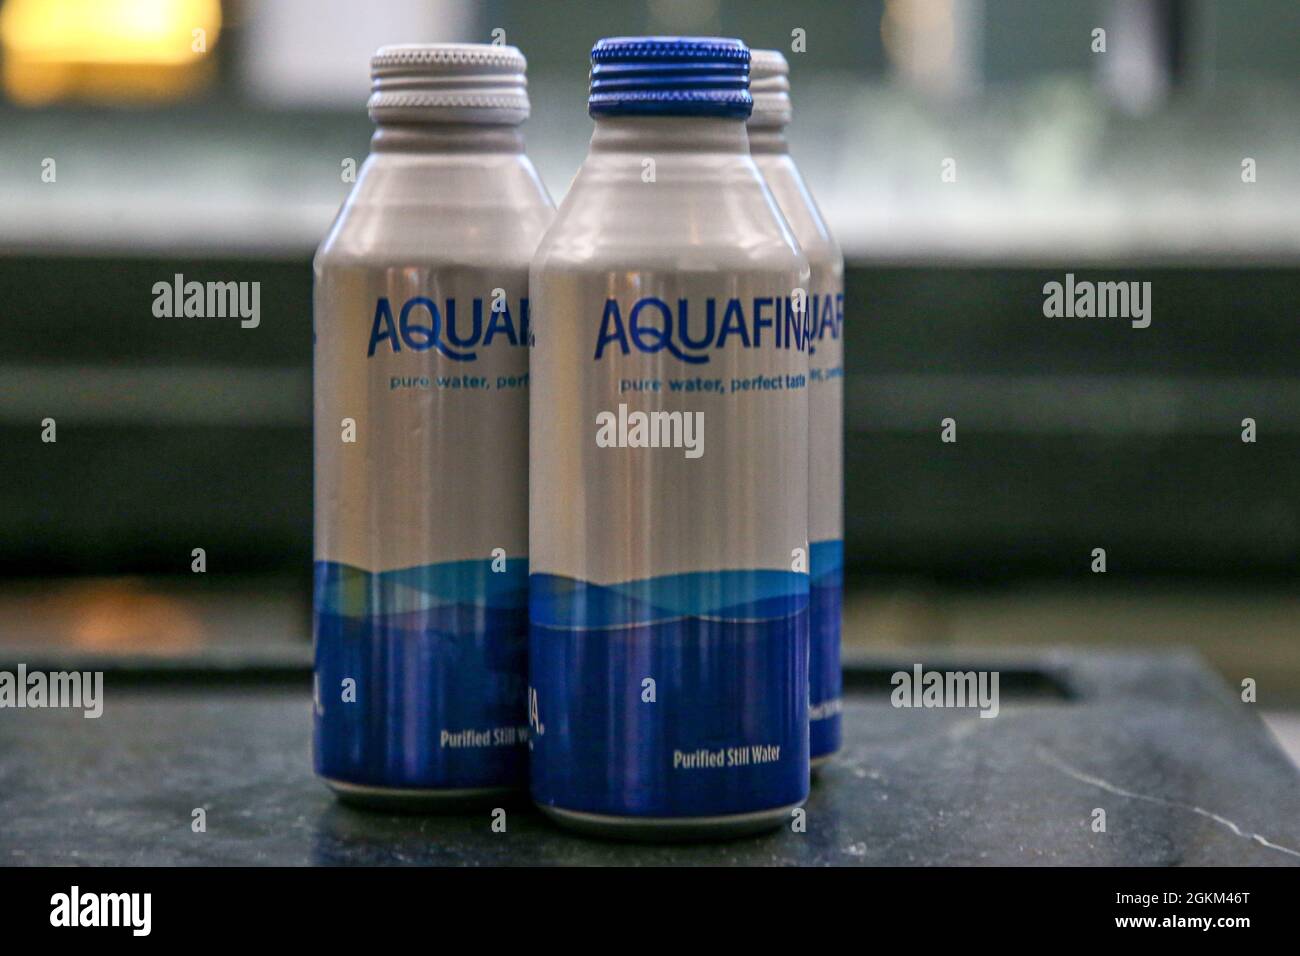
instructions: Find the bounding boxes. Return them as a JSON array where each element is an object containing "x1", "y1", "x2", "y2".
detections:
[
  {"x1": 312, "y1": 44, "x2": 554, "y2": 808},
  {"x1": 529, "y1": 37, "x2": 811, "y2": 839},
  {"x1": 749, "y1": 49, "x2": 845, "y2": 767}
]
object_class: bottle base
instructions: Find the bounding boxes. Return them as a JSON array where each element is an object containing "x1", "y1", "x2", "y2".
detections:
[
  {"x1": 536, "y1": 802, "x2": 800, "y2": 842},
  {"x1": 323, "y1": 777, "x2": 519, "y2": 814},
  {"x1": 810, "y1": 750, "x2": 838, "y2": 776}
]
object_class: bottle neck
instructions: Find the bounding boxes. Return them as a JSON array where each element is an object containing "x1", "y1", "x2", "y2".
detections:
[
  {"x1": 370, "y1": 123, "x2": 526, "y2": 154},
  {"x1": 589, "y1": 115, "x2": 752, "y2": 155},
  {"x1": 747, "y1": 125, "x2": 791, "y2": 156}
]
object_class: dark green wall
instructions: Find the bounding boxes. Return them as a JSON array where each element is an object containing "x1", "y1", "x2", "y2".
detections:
[{"x1": 1, "y1": 254, "x2": 1296, "y2": 581}]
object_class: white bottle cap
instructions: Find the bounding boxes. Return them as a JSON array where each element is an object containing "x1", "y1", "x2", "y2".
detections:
[
  {"x1": 747, "y1": 49, "x2": 791, "y2": 129},
  {"x1": 368, "y1": 43, "x2": 530, "y2": 125}
]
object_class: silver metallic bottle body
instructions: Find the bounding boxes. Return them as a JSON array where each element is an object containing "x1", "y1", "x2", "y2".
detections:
[
  {"x1": 312, "y1": 45, "x2": 554, "y2": 808},
  {"x1": 750, "y1": 50, "x2": 846, "y2": 766},
  {"x1": 529, "y1": 37, "x2": 811, "y2": 839}
]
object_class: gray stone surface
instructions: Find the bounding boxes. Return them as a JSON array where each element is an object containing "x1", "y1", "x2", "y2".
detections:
[{"x1": 1, "y1": 649, "x2": 1297, "y2": 865}]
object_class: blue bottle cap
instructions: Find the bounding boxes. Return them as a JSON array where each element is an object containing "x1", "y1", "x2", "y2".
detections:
[{"x1": 588, "y1": 36, "x2": 752, "y2": 119}]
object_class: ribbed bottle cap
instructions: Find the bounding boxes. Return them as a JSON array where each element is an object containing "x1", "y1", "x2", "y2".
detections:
[
  {"x1": 588, "y1": 36, "x2": 752, "y2": 119},
  {"x1": 747, "y1": 49, "x2": 791, "y2": 128},
  {"x1": 368, "y1": 43, "x2": 530, "y2": 125}
]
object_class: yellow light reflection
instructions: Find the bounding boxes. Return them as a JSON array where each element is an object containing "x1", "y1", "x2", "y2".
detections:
[
  {"x1": 1, "y1": 0, "x2": 222, "y2": 105},
  {"x1": 67, "y1": 579, "x2": 205, "y2": 653}
]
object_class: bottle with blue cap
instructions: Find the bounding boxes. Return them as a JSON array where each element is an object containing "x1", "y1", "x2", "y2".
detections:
[
  {"x1": 312, "y1": 44, "x2": 554, "y2": 808},
  {"x1": 529, "y1": 37, "x2": 812, "y2": 838},
  {"x1": 749, "y1": 49, "x2": 846, "y2": 769}
]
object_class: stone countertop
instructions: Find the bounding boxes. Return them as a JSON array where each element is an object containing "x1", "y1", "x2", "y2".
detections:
[{"x1": 1, "y1": 648, "x2": 1297, "y2": 865}]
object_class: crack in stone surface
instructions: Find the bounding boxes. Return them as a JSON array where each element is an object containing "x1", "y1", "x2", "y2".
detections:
[{"x1": 1036, "y1": 746, "x2": 1300, "y2": 861}]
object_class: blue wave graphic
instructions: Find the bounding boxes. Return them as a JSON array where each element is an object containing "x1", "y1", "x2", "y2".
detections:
[
  {"x1": 315, "y1": 558, "x2": 527, "y2": 617},
  {"x1": 809, "y1": 538, "x2": 843, "y2": 757},
  {"x1": 530, "y1": 568, "x2": 809, "y2": 629},
  {"x1": 313, "y1": 558, "x2": 529, "y2": 791},
  {"x1": 530, "y1": 612, "x2": 809, "y2": 817},
  {"x1": 810, "y1": 539, "x2": 843, "y2": 582},
  {"x1": 530, "y1": 567, "x2": 810, "y2": 816}
]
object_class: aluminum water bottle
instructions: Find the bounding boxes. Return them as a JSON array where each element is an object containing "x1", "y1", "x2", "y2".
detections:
[
  {"x1": 313, "y1": 44, "x2": 554, "y2": 808},
  {"x1": 749, "y1": 50, "x2": 845, "y2": 766},
  {"x1": 529, "y1": 37, "x2": 811, "y2": 839}
]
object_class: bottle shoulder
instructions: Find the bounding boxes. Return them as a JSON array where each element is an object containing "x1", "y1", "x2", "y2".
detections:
[
  {"x1": 533, "y1": 151, "x2": 804, "y2": 275},
  {"x1": 753, "y1": 153, "x2": 842, "y2": 273},
  {"x1": 315, "y1": 152, "x2": 554, "y2": 269}
]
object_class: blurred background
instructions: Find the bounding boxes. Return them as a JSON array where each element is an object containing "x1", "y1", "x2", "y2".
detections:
[{"x1": 0, "y1": 2, "x2": 1296, "y2": 751}]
